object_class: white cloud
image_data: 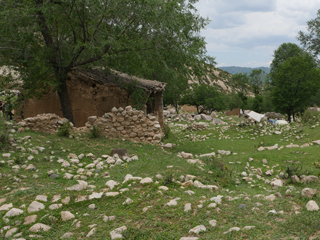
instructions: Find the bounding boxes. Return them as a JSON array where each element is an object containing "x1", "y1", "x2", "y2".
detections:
[{"x1": 195, "y1": 0, "x2": 320, "y2": 67}]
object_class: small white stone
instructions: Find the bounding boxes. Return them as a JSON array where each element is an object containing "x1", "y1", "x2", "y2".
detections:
[
  {"x1": 209, "y1": 219, "x2": 217, "y2": 227},
  {"x1": 28, "y1": 201, "x2": 45, "y2": 213},
  {"x1": 223, "y1": 227, "x2": 240, "y2": 234},
  {"x1": 29, "y1": 223, "x2": 51, "y2": 232},
  {"x1": 110, "y1": 226, "x2": 127, "y2": 240},
  {"x1": 86, "y1": 228, "x2": 96, "y2": 238},
  {"x1": 140, "y1": 177, "x2": 153, "y2": 184},
  {"x1": 105, "y1": 180, "x2": 119, "y2": 190},
  {"x1": 306, "y1": 200, "x2": 319, "y2": 211},
  {"x1": 184, "y1": 203, "x2": 192, "y2": 212},
  {"x1": 189, "y1": 225, "x2": 206, "y2": 234},
  {"x1": 61, "y1": 211, "x2": 75, "y2": 220},
  {"x1": 159, "y1": 186, "x2": 169, "y2": 191},
  {"x1": 49, "y1": 204, "x2": 62, "y2": 210}
]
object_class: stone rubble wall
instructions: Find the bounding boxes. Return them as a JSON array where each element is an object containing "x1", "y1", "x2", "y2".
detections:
[
  {"x1": 17, "y1": 113, "x2": 71, "y2": 134},
  {"x1": 16, "y1": 107, "x2": 163, "y2": 143},
  {"x1": 84, "y1": 106, "x2": 163, "y2": 144}
]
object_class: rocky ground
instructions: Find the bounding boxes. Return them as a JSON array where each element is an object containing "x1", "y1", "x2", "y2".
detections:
[{"x1": 1, "y1": 111, "x2": 320, "y2": 239}]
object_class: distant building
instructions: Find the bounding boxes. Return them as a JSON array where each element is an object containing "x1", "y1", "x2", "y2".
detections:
[{"x1": 20, "y1": 68, "x2": 166, "y2": 127}]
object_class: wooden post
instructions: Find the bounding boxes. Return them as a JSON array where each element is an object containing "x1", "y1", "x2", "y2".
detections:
[{"x1": 154, "y1": 91, "x2": 164, "y2": 128}]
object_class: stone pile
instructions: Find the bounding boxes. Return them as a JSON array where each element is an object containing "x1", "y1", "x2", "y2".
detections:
[
  {"x1": 17, "y1": 113, "x2": 71, "y2": 134},
  {"x1": 186, "y1": 123, "x2": 208, "y2": 131},
  {"x1": 84, "y1": 106, "x2": 163, "y2": 144}
]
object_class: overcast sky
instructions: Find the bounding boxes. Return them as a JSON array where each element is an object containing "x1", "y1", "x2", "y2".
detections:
[{"x1": 195, "y1": 0, "x2": 320, "y2": 68}]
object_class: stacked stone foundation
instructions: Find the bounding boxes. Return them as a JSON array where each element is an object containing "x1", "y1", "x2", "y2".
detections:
[
  {"x1": 84, "y1": 106, "x2": 163, "y2": 144},
  {"x1": 17, "y1": 113, "x2": 71, "y2": 134}
]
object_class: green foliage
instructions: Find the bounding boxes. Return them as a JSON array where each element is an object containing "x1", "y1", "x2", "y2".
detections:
[
  {"x1": 312, "y1": 162, "x2": 320, "y2": 169},
  {"x1": 57, "y1": 122, "x2": 71, "y2": 137},
  {"x1": 0, "y1": 0, "x2": 214, "y2": 122},
  {"x1": 162, "y1": 123, "x2": 171, "y2": 140},
  {"x1": 270, "y1": 43, "x2": 320, "y2": 122},
  {"x1": 298, "y1": 9, "x2": 320, "y2": 59},
  {"x1": 121, "y1": 80, "x2": 147, "y2": 110},
  {"x1": 179, "y1": 83, "x2": 226, "y2": 114},
  {"x1": 301, "y1": 109, "x2": 320, "y2": 124},
  {"x1": 89, "y1": 125, "x2": 101, "y2": 139},
  {"x1": 204, "y1": 156, "x2": 235, "y2": 187},
  {"x1": 0, "y1": 118, "x2": 11, "y2": 150},
  {"x1": 162, "y1": 174, "x2": 174, "y2": 186},
  {"x1": 284, "y1": 164, "x2": 309, "y2": 178},
  {"x1": 229, "y1": 73, "x2": 250, "y2": 111}
]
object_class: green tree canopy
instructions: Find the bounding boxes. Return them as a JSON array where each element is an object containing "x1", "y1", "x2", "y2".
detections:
[
  {"x1": 179, "y1": 83, "x2": 225, "y2": 114},
  {"x1": 298, "y1": 9, "x2": 320, "y2": 59},
  {"x1": 0, "y1": 0, "x2": 214, "y2": 123},
  {"x1": 270, "y1": 43, "x2": 320, "y2": 122},
  {"x1": 229, "y1": 73, "x2": 250, "y2": 112}
]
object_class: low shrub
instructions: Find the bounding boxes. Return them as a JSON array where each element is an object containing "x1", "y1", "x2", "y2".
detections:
[
  {"x1": 89, "y1": 125, "x2": 101, "y2": 139},
  {"x1": 301, "y1": 109, "x2": 320, "y2": 124},
  {"x1": 284, "y1": 163, "x2": 309, "y2": 178},
  {"x1": 204, "y1": 156, "x2": 235, "y2": 187},
  {"x1": 0, "y1": 117, "x2": 11, "y2": 150},
  {"x1": 57, "y1": 122, "x2": 71, "y2": 137},
  {"x1": 163, "y1": 123, "x2": 171, "y2": 139}
]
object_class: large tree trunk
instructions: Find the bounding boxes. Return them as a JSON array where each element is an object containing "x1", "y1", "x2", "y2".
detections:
[
  {"x1": 58, "y1": 75, "x2": 74, "y2": 124},
  {"x1": 287, "y1": 112, "x2": 291, "y2": 122}
]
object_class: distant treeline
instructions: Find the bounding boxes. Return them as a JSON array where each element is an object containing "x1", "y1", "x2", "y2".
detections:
[{"x1": 219, "y1": 66, "x2": 270, "y2": 75}]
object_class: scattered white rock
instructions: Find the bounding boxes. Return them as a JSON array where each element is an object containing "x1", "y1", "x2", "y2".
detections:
[
  {"x1": 265, "y1": 194, "x2": 276, "y2": 201},
  {"x1": 49, "y1": 204, "x2": 63, "y2": 210},
  {"x1": 184, "y1": 203, "x2": 192, "y2": 212},
  {"x1": 301, "y1": 188, "x2": 317, "y2": 198},
  {"x1": 306, "y1": 200, "x2": 319, "y2": 211},
  {"x1": 0, "y1": 203, "x2": 13, "y2": 211},
  {"x1": 189, "y1": 225, "x2": 206, "y2": 234},
  {"x1": 140, "y1": 177, "x2": 153, "y2": 184},
  {"x1": 210, "y1": 195, "x2": 223, "y2": 204},
  {"x1": 61, "y1": 211, "x2": 75, "y2": 221},
  {"x1": 270, "y1": 179, "x2": 283, "y2": 188},
  {"x1": 123, "y1": 198, "x2": 133, "y2": 205},
  {"x1": 110, "y1": 226, "x2": 127, "y2": 240},
  {"x1": 29, "y1": 223, "x2": 51, "y2": 232},
  {"x1": 223, "y1": 227, "x2": 240, "y2": 234},
  {"x1": 5, "y1": 208, "x2": 24, "y2": 217},
  {"x1": 105, "y1": 180, "x2": 119, "y2": 190},
  {"x1": 86, "y1": 227, "x2": 96, "y2": 238},
  {"x1": 209, "y1": 219, "x2": 217, "y2": 227},
  {"x1": 28, "y1": 201, "x2": 45, "y2": 213},
  {"x1": 61, "y1": 232, "x2": 73, "y2": 238}
]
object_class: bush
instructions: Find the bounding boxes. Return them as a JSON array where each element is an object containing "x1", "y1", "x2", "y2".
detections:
[
  {"x1": 89, "y1": 125, "x2": 100, "y2": 139},
  {"x1": 204, "y1": 156, "x2": 235, "y2": 187},
  {"x1": 162, "y1": 123, "x2": 171, "y2": 140},
  {"x1": 0, "y1": 117, "x2": 11, "y2": 150},
  {"x1": 57, "y1": 122, "x2": 71, "y2": 137},
  {"x1": 161, "y1": 174, "x2": 174, "y2": 186},
  {"x1": 301, "y1": 109, "x2": 320, "y2": 124},
  {"x1": 284, "y1": 163, "x2": 309, "y2": 178}
]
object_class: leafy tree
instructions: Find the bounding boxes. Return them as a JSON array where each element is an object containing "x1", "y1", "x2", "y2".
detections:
[
  {"x1": 0, "y1": 0, "x2": 213, "y2": 123},
  {"x1": 229, "y1": 73, "x2": 250, "y2": 112},
  {"x1": 269, "y1": 43, "x2": 320, "y2": 122},
  {"x1": 298, "y1": 9, "x2": 320, "y2": 59},
  {"x1": 248, "y1": 69, "x2": 267, "y2": 113},
  {"x1": 223, "y1": 92, "x2": 242, "y2": 111},
  {"x1": 180, "y1": 83, "x2": 225, "y2": 114}
]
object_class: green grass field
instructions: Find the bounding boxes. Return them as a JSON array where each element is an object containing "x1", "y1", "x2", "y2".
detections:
[{"x1": 1, "y1": 114, "x2": 320, "y2": 239}]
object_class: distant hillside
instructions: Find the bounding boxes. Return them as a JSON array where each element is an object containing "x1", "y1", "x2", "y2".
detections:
[
  {"x1": 188, "y1": 66, "x2": 254, "y2": 96},
  {"x1": 219, "y1": 66, "x2": 270, "y2": 75}
]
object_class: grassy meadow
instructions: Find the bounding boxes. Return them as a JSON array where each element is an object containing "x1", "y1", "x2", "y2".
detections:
[{"x1": 1, "y1": 112, "x2": 320, "y2": 239}]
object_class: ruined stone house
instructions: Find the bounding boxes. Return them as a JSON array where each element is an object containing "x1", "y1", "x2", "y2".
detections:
[{"x1": 21, "y1": 68, "x2": 166, "y2": 127}]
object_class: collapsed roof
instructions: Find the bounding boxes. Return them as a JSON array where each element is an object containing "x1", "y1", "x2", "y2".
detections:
[{"x1": 71, "y1": 68, "x2": 166, "y2": 93}]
